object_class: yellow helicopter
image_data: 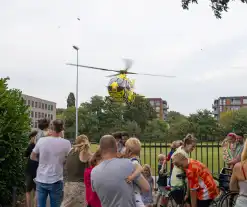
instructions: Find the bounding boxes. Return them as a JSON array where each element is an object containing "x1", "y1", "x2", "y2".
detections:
[{"x1": 67, "y1": 59, "x2": 175, "y2": 104}]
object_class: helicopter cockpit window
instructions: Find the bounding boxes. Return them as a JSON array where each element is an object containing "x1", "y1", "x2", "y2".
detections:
[
  {"x1": 108, "y1": 77, "x2": 125, "y2": 87},
  {"x1": 125, "y1": 80, "x2": 130, "y2": 89},
  {"x1": 108, "y1": 77, "x2": 118, "y2": 86}
]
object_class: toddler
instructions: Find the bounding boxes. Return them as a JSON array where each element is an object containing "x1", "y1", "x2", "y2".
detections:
[
  {"x1": 141, "y1": 164, "x2": 154, "y2": 207},
  {"x1": 125, "y1": 137, "x2": 145, "y2": 207},
  {"x1": 154, "y1": 154, "x2": 168, "y2": 207}
]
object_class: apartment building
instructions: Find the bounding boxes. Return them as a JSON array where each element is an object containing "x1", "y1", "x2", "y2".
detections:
[
  {"x1": 147, "y1": 98, "x2": 169, "y2": 120},
  {"x1": 22, "y1": 94, "x2": 56, "y2": 129},
  {"x1": 212, "y1": 96, "x2": 247, "y2": 120}
]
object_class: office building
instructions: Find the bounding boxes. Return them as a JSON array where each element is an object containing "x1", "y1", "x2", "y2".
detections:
[
  {"x1": 147, "y1": 98, "x2": 169, "y2": 120},
  {"x1": 212, "y1": 96, "x2": 247, "y2": 120},
  {"x1": 22, "y1": 94, "x2": 56, "y2": 129}
]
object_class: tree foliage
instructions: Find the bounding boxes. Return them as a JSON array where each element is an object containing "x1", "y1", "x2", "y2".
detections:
[
  {"x1": 67, "y1": 92, "x2": 75, "y2": 108},
  {"x1": 182, "y1": 0, "x2": 247, "y2": 19},
  {"x1": 0, "y1": 78, "x2": 30, "y2": 205},
  {"x1": 219, "y1": 108, "x2": 247, "y2": 135},
  {"x1": 59, "y1": 94, "x2": 247, "y2": 142}
]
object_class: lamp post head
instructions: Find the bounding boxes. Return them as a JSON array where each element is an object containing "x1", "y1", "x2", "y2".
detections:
[{"x1": 73, "y1": 45, "x2": 79, "y2": 50}]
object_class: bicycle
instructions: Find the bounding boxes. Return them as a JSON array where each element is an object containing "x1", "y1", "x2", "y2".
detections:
[
  {"x1": 167, "y1": 173, "x2": 188, "y2": 207},
  {"x1": 212, "y1": 167, "x2": 232, "y2": 204},
  {"x1": 218, "y1": 191, "x2": 239, "y2": 207}
]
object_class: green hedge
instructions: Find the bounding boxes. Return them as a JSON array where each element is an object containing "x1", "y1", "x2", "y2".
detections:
[{"x1": 0, "y1": 78, "x2": 30, "y2": 205}]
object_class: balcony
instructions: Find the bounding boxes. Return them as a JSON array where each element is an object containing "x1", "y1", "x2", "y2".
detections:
[
  {"x1": 213, "y1": 110, "x2": 219, "y2": 115},
  {"x1": 163, "y1": 104, "x2": 169, "y2": 110},
  {"x1": 212, "y1": 104, "x2": 217, "y2": 109}
]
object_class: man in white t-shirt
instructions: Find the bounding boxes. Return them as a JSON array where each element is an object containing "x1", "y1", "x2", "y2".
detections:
[{"x1": 31, "y1": 119, "x2": 71, "y2": 207}]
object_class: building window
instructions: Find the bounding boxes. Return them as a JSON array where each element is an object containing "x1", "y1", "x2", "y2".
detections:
[
  {"x1": 42, "y1": 103, "x2": 44, "y2": 109},
  {"x1": 51, "y1": 105, "x2": 53, "y2": 111},
  {"x1": 38, "y1": 112, "x2": 41, "y2": 118},
  {"x1": 31, "y1": 122, "x2": 34, "y2": 127},
  {"x1": 232, "y1": 99, "x2": 241, "y2": 105},
  {"x1": 45, "y1": 113, "x2": 47, "y2": 118},
  {"x1": 39, "y1": 102, "x2": 41, "y2": 108},
  {"x1": 48, "y1": 114, "x2": 50, "y2": 118},
  {"x1": 45, "y1": 104, "x2": 47, "y2": 110},
  {"x1": 42, "y1": 112, "x2": 44, "y2": 118},
  {"x1": 35, "y1": 112, "x2": 37, "y2": 118},
  {"x1": 31, "y1": 111, "x2": 34, "y2": 118},
  {"x1": 35, "y1": 122, "x2": 38, "y2": 128},
  {"x1": 48, "y1": 105, "x2": 51, "y2": 110},
  {"x1": 28, "y1": 100, "x2": 31, "y2": 106},
  {"x1": 51, "y1": 114, "x2": 53, "y2": 120},
  {"x1": 35, "y1": 102, "x2": 38, "y2": 108},
  {"x1": 32, "y1": 101, "x2": 34, "y2": 107}
]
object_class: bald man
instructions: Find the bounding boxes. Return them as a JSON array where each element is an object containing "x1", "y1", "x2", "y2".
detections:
[{"x1": 91, "y1": 135, "x2": 149, "y2": 207}]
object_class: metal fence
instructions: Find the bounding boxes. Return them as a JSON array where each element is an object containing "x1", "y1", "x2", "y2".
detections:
[{"x1": 140, "y1": 140, "x2": 224, "y2": 178}]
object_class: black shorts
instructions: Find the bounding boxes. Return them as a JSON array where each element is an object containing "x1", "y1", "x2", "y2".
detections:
[
  {"x1": 25, "y1": 175, "x2": 36, "y2": 192},
  {"x1": 197, "y1": 199, "x2": 213, "y2": 207}
]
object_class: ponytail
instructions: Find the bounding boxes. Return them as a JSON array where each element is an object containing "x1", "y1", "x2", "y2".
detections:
[{"x1": 183, "y1": 134, "x2": 197, "y2": 146}]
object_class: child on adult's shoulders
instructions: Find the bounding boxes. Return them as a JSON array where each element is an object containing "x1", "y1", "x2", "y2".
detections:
[{"x1": 124, "y1": 137, "x2": 149, "y2": 207}]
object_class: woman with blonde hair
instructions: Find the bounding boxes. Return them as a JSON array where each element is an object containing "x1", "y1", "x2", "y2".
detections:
[{"x1": 61, "y1": 134, "x2": 92, "y2": 207}]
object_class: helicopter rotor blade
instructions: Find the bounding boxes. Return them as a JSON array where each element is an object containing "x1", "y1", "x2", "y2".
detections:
[
  {"x1": 123, "y1": 59, "x2": 133, "y2": 71},
  {"x1": 66, "y1": 63, "x2": 121, "y2": 73},
  {"x1": 106, "y1": 73, "x2": 120, "y2": 77},
  {"x1": 126, "y1": 71, "x2": 176, "y2": 78}
]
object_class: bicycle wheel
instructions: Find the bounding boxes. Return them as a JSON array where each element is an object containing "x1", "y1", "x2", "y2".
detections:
[
  {"x1": 214, "y1": 187, "x2": 227, "y2": 203},
  {"x1": 218, "y1": 191, "x2": 238, "y2": 207},
  {"x1": 167, "y1": 193, "x2": 177, "y2": 207},
  {"x1": 209, "y1": 200, "x2": 217, "y2": 207}
]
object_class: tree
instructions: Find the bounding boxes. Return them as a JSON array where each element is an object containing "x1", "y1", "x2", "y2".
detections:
[
  {"x1": 0, "y1": 78, "x2": 30, "y2": 205},
  {"x1": 187, "y1": 109, "x2": 221, "y2": 140},
  {"x1": 123, "y1": 96, "x2": 157, "y2": 131},
  {"x1": 167, "y1": 111, "x2": 187, "y2": 124},
  {"x1": 167, "y1": 119, "x2": 194, "y2": 141},
  {"x1": 67, "y1": 92, "x2": 75, "y2": 108},
  {"x1": 56, "y1": 108, "x2": 66, "y2": 120},
  {"x1": 182, "y1": 0, "x2": 247, "y2": 19},
  {"x1": 219, "y1": 108, "x2": 247, "y2": 135},
  {"x1": 143, "y1": 119, "x2": 169, "y2": 140}
]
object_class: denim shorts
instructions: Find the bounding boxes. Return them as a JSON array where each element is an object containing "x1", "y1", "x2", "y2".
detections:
[{"x1": 36, "y1": 180, "x2": 63, "y2": 207}]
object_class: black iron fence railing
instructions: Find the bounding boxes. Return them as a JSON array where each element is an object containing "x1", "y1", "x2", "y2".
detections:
[{"x1": 140, "y1": 141, "x2": 223, "y2": 176}]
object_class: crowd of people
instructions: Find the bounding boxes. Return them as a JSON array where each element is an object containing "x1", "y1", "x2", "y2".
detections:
[{"x1": 24, "y1": 118, "x2": 247, "y2": 207}]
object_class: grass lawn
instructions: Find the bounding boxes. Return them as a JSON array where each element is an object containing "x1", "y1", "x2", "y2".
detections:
[{"x1": 90, "y1": 142, "x2": 224, "y2": 176}]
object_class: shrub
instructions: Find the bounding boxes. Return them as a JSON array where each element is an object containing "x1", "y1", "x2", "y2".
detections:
[{"x1": 0, "y1": 78, "x2": 30, "y2": 205}]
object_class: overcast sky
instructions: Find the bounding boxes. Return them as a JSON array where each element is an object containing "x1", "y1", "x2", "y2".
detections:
[{"x1": 1, "y1": 0, "x2": 247, "y2": 115}]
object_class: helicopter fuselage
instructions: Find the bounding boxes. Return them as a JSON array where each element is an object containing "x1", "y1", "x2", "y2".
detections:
[{"x1": 107, "y1": 74, "x2": 135, "y2": 103}]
